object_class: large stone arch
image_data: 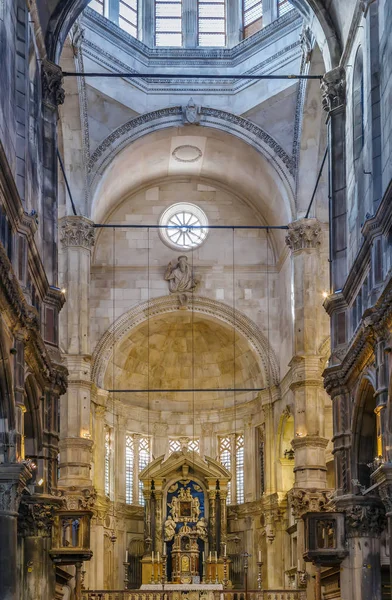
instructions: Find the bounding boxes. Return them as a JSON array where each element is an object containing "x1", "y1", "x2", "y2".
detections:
[{"x1": 91, "y1": 294, "x2": 280, "y2": 390}]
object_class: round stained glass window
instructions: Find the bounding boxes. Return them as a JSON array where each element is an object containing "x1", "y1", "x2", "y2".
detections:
[{"x1": 159, "y1": 203, "x2": 208, "y2": 251}]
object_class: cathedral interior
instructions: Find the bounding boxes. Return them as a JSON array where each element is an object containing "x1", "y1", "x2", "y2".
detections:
[{"x1": 0, "y1": 0, "x2": 392, "y2": 599}]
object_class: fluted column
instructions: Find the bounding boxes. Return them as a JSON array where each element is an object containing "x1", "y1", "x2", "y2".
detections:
[
  {"x1": 0, "y1": 462, "x2": 32, "y2": 600},
  {"x1": 58, "y1": 217, "x2": 95, "y2": 490}
]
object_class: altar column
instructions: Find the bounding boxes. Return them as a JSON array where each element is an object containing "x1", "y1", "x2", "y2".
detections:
[
  {"x1": 143, "y1": 484, "x2": 153, "y2": 554},
  {"x1": 219, "y1": 485, "x2": 228, "y2": 552},
  {"x1": 207, "y1": 483, "x2": 217, "y2": 552},
  {"x1": 154, "y1": 480, "x2": 164, "y2": 555}
]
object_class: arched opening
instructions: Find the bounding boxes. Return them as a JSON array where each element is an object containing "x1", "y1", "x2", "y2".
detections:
[{"x1": 354, "y1": 379, "x2": 377, "y2": 489}]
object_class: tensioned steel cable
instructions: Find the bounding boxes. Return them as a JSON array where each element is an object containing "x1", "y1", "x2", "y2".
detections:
[
  {"x1": 63, "y1": 72, "x2": 323, "y2": 81},
  {"x1": 232, "y1": 227, "x2": 237, "y2": 504}
]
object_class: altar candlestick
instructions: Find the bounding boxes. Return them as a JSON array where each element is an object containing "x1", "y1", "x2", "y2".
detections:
[
  {"x1": 152, "y1": 552, "x2": 155, "y2": 563},
  {"x1": 157, "y1": 551, "x2": 160, "y2": 562},
  {"x1": 214, "y1": 551, "x2": 217, "y2": 562},
  {"x1": 125, "y1": 550, "x2": 129, "y2": 562},
  {"x1": 202, "y1": 552, "x2": 205, "y2": 562},
  {"x1": 258, "y1": 550, "x2": 262, "y2": 563},
  {"x1": 209, "y1": 552, "x2": 212, "y2": 561},
  {"x1": 223, "y1": 544, "x2": 227, "y2": 557}
]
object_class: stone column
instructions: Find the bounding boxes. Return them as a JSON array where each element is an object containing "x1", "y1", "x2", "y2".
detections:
[
  {"x1": 226, "y1": 0, "x2": 242, "y2": 47},
  {"x1": 372, "y1": 464, "x2": 392, "y2": 596},
  {"x1": 374, "y1": 337, "x2": 389, "y2": 459},
  {"x1": 58, "y1": 216, "x2": 95, "y2": 491},
  {"x1": 244, "y1": 421, "x2": 256, "y2": 502},
  {"x1": 183, "y1": 0, "x2": 197, "y2": 47},
  {"x1": 320, "y1": 67, "x2": 347, "y2": 292},
  {"x1": 285, "y1": 219, "x2": 329, "y2": 489},
  {"x1": 335, "y1": 495, "x2": 385, "y2": 600},
  {"x1": 18, "y1": 496, "x2": 62, "y2": 600},
  {"x1": 324, "y1": 378, "x2": 351, "y2": 495},
  {"x1": 153, "y1": 423, "x2": 168, "y2": 458},
  {"x1": 207, "y1": 486, "x2": 217, "y2": 552},
  {"x1": 154, "y1": 483, "x2": 164, "y2": 554},
  {"x1": 41, "y1": 60, "x2": 65, "y2": 285},
  {"x1": 219, "y1": 485, "x2": 228, "y2": 550},
  {"x1": 141, "y1": 0, "x2": 155, "y2": 46},
  {"x1": 0, "y1": 462, "x2": 32, "y2": 600},
  {"x1": 143, "y1": 486, "x2": 153, "y2": 554}
]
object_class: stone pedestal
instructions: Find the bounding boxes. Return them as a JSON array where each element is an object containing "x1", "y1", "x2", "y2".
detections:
[{"x1": 335, "y1": 495, "x2": 385, "y2": 600}]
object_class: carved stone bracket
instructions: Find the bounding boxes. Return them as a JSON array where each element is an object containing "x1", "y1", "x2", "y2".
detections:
[
  {"x1": 0, "y1": 462, "x2": 33, "y2": 515},
  {"x1": 59, "y1": 217, "x2": 95, "y2": 250},
  {"x1": 371, "y1": 463, "x2": 392, "y2": 515},
  {"x1": 18, "y1": 495, "x2": 63, "y2": 537},
  {"x1": 56, "y1": 486, "x2": 97, "y2": 511},
  {"x1": 285, "y1": 218, "x2": 322, "y2": 252},
  {"x1": 320, "y1": 67, "x2": 346, "y2": 112},
  {"x1": 345, "y1": 503, "x2": 386, "y2": 537},
  {"x1": 41, "y1": 60, "x2": 65, "y2": 109},
  {"x1": 288, "y1": 488, "x2": 330, "y2": 519}
]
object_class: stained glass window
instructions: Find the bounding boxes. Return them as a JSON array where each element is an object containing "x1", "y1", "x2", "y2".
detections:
[
  {"x1": 138, "y1": 437, "x2": 151, "y2": 505},
  {"x1": 125, "y1": 434, "x2": 134, "y2": 504},
  {"x1": 198, "y1": 0, "x2": 225, "y2": 47},
  {"x1": 155, "y1": 0, "x2": 182, "y2": 46},
  {"x1": 236, "y1": 434, "x2": 244, "y2": 504},
  {"x1": 219, "y1": 436, "x2": 232, "y2": 503}
]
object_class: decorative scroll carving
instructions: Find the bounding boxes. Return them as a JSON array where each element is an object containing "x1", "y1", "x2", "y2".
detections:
[
  {"x1": 57, "y1": 486, "x2": 97, "y2": 511},
  {"x1": 41, "y1": 60, "x2": 65, "y2": 109},
  {"x1": 285, "y1": 218, "x2": 322, "y2": 251},
  {"x1": 289, "y1": 488, "x2": 330, "y2": 519},
  {"x1": 321, "y1": 67, "x2": 346, "y2": 112},
  {"x1": 345, "y1": 504, "x2": 386, "y2": 537},
  {"x1": 59, "y1": 217, "x2": 95, "y2": 250}
]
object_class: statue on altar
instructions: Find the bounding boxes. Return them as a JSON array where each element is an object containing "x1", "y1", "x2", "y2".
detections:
[
  {"x1": 164, "y1": 515, "x2": 177, "y2": 542},
  {"x1": 196, "y1": 517, "x2": 208, "y2": 541}
]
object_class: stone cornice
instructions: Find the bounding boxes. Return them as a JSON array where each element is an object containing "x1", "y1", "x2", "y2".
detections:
[{"x1": 0, "y1": 462, "x2": 33, "y2": 515}]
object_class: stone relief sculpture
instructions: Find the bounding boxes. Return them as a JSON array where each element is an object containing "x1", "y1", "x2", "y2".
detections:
[
  {"x1": 164, "y1": 256, "x2": 199, "y2": 307},
  {"x1": 183, "y1": 98, "x2": 200, "y2": 125}
]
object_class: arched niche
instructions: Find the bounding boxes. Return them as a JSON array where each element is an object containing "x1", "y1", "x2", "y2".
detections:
[
  {"x1": 352, "y1": 375, "x2": 377, "y2": 489},
  {"x1": 277, "y1": 407, "x2": 295, "y2": 491}
]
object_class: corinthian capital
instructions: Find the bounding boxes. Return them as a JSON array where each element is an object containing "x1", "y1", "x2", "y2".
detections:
[
  {"x1": 42, "y1": 60, "x2": 65, "y2": 109},
  {"x1": 285, "y1": 218, "x2": 322, "y2": 252},
  {"x1": 321, "y1": 67, "x2": 346, "y2": 112},
  {"x1": 288, "y1": 488, "x2": 330, "y2": 519},
  {"x1": 59, "y1": 216, "x2": 95, "y2": 250}
]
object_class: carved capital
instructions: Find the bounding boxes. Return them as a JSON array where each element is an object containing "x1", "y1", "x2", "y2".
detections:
[
  {"x1": 18, "y1": 496, "x2": 61, "y2": 537},
  {"x1": 41, "y1": 60, "x2": 65, "y2": 109},
  {"x1": 59, "y1": 217, "x2": 95, "y2": 250},
  {"x1": 153, "y1": 422, "x2": 168, "y2": 436},
  {"x1": 285, "y1": 218, "x2": 322, "y2": 252},
  {"x1": 345, "y1": 503, "x2": 386, "y2": 537},
  {"x1": 289, "y1": 488, "x2": 329, "y2": 519},
  {"x1": 0, "y1": 462, "x2": 33, "y2": 514},
  {"x1": 56, "y1": 486, "x2": 97, "y2": 511},
  {"x1": 321, "y1": 67, "x2": 346, "y2": 112}
]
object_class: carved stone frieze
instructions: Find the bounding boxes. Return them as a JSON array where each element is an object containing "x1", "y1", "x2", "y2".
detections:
[
  {"x1": 41, "y1": 60, "x2": 65, "y2": 109},
  {"x1": 285, "y1": 218, "x2": 322, "y2": 252},
  {"x1": 320, "y1": 67, "x2": 346, "y2": 112},
  {"x1": 59, "y1": 217, "x2": 95, "y2": 250},
  {"x1": 289, "y1": 488, "x2": 330, "y2": 519}
]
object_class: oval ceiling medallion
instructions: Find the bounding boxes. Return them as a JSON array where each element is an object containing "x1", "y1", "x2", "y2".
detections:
[{"x1": 172, "y1": 145, "x2": 203, "y2": 163}]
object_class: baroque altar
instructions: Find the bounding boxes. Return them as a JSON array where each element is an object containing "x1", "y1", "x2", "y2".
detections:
[{"x1": 139, "y1": 450, "x2": 232, "y2": 586}]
